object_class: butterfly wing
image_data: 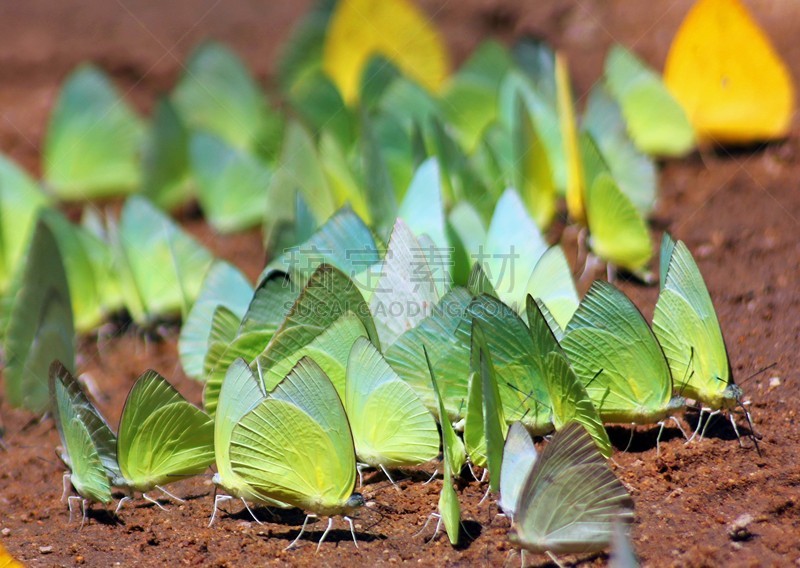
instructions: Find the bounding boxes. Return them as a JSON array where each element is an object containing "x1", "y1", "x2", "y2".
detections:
[
  {"x1": 664, "y1": 0, "x2": 794, "y2": 143},
  {"x1": 513, "y1": 422, "x2": 633, "y2": 554},
  {"x1": 229, "y1": 358, "x2": 356, "y2": 514},
  {"x1": 562, "y1": 282, "x2": 675, "y2": 423},
  {"x1": 585, "y1": 173, "x2": 652, "y2": 274},
  {"x1": 50, "y1": 363, "x2": 111, "y2": 503},
  {"x1": 50, "y1": 362, "x2": 119, "y2": 480},
  {"x1": 544, "y1": 352, "x2": 612, "y2": 457},
  {"x1": 525, "y1": 246, "x2": 579, "y2": 331},
  {"x1": 117, "y1": 371, "x2": 214, "y2": 491},
  {"x1": 345, "y1": 338, "x2": 439, "y2": 468},
  {"x1": 4, "y1": 218, "x2": 74, "y2": 413},
  {"x1": 653, "y1": 239, "x2": 734, "y2": 408},
  {"x1": 498, "y1": 421, "x2": 538, "y2": 519}
]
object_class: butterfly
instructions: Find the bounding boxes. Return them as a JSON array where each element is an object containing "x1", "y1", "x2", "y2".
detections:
[
  {"x1": 49, "y1": 361, "x2": 119, "y2": 524},
  {"x1": 664, "y1": 0, "x2": 794, "y2": 145},
  {"x1": 229, "y1": 357, "x2": 364, "y2": 550},
  {"x1": 114, "y1": 371, "x2": 215, "y2": 511},
  {"x1": 653, "y1": 234, "x2": 752, "y2": 444},
  {"x1": 345, "y1": 338, "x2": 439, "y2": 481},
  {"x1": 508, "y1": 422, "x2": 634, "y2": 558}
]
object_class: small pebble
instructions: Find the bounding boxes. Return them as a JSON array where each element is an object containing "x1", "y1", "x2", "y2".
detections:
[
  {"x1": 1, "y1": 528, "x2": 10, "y2": 536},
  {"x1": 728, "y1": 513, "x2": 754, "y2": 541},
  {"x1": 39, "y1": 546, "x2": 53, "y2": 554},
  {"x1": 769, "y1": 377, "x2": 781, "y2": 390}
]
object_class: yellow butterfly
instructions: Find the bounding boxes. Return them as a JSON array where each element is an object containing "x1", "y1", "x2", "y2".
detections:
[
  {"x1": 664, "y1": 0, "x2": 795, "y2": 144},
  {"x1": 0, "y1": 542, "x2": 23, "y2": 568},
  {"x1": 322, "y1": 0, "x2": 450, "y2": 105}
]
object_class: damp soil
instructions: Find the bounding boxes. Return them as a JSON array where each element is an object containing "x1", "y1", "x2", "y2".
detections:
[{"x1": 1, "y1": 1, "x2": 799, "y2": 566}]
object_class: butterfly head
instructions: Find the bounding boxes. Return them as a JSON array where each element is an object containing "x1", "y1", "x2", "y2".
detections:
[{"x1": 344, "y1": 492, "x2": 366, "y2": 514}]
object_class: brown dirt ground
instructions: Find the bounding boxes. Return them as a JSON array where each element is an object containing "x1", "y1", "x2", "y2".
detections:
[{"x1": 1, "y1": 1, "x2": 799, "y2": 566}]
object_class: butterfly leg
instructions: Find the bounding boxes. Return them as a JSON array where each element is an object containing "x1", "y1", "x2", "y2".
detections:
[
  {"x1": 423, "y1": 467, "x2": 439, "y2": 485},
  {"x1": 466, "y1": 462, "x2": 479, "y2": 482},
  {"x1": 114, "y1": 496, "x2": 131, "y2": 514},
  {"x1": 356, "y1": 464, "x2": 366, "y2": 488},
  {"x1": 413, "y1": 512, "x2": 440, "y2": 539},
  {"x1": 623, "y1": 423, "x2": 636, "y2": 452},
  {"x1": 79, "y1": 499, "x2": 88, "y2": 530},
  {"x1": 379, "y1": 465, "x2": 399, "y2": 491},
  {"x1": 344, "y1": 516, "x2": 359, "y2": 548},
  {"x1": 142, "y1": 493, "x2": 168, "y2": 511},
  {"x1": 668, "y1": 416, "x2": 689, "y2": 440},
  {"x1": 478, "y1": 484, "x2": 492, "y2": 505},
  {"x1": 699, "y1": 410, "x2": 720, "y2": 439},
  {"x1": 67, "y1": 495, "x2": 81, "y2": 522},
  {"x1": 240, "y1": 499, "x2": 264, "y2": 525},
  {"x1": 656, "y1": 421, "x2": 666, "y2": 456},
  {"x1": 545, "y1": 550, "x2": 566, "y2": 568},
  {"x1": 61, "y1": 472, "x2": 72, "y2": 502},
  {"x1": 315, "y1": 518, "x2": 334, "y2": 553},
  {"x1": 286, "y1": 514, "x2": 314, "y2": 550},
  {"x1": 687, "y1": 407, "x2": 709, "y2": 443},
  {"x1": 156, "y1": 485, "x2": 185, "y2": 503},
  {"x1": 729, "y1": 413, "x2": 743, "y2": 446},
  {"x1": 208, "y1": 494, "x2": 231, "y2": 527}
]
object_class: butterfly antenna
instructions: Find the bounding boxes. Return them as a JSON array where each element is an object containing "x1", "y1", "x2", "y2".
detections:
[
  {"x1": 738, "y1": 362, "x2": 777, "y2": 387},
  {"x1": 585, "y1": 368, "x2": 605, "y2": 389},
  {"x1": 676, "y1": 348, "x2": 695, "y2": 397}
]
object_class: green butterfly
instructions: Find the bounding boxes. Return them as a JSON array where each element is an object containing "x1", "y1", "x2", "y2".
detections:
[
  {"x1": 0, "y1": 156, "x2": 49, "y2": 297},
  {"x1": 603, "y1": 45, "x2": 695, "y2": 158},
  {"x1": 4, "y1": 217, "x2": 74, "y2": 413},
  {"x1": 524, "y1": 245, "x2": 580, "y2": 334},
  {"x1": 140, "y1": 98, "x2": 193, "y2": 211},
  {"x1": 255, "y1": 265, "x2": 378, "y2": 397},
  {"x1": 561, "y1": 282, "x2": 685, "y2": 449},
  {"x1": 43, "y1": 65, "x2": 144, "y2": 200},
  {"x1": 466, "y1": 322, "x2": 507, "y2": 492},
  {"x1": 585, "y1": 172, "x2": 653, "y2": 280},
  {"x1": 229, "y1": 357, "x2": 364, "y2": 550},
  {"x1": 178, "y1": 261, "x2": 253, "y2": 380},
  {"x1": 202, "y1": 270, "x2": 296, "y2": 416},
  {"x1": 582, "y1": 85, "x2": 657, "y2": 216},
  {"x1": 189, "y1": 132, "x2": 272, "y2": 233},
  {"x1": 109, "y1": 196, "x2": 214, "y2": 326},
  {"x1": 114, "y1": 371, "x2": 214, "y2": 510},
  {"x1": 39, "y1": 208, "x2": 122, "y2": 333},
  {"x1": 509, "y1": 422, "x2": 634, "y2": 558},
  {"x1": 345, "y1": 338, "x2": 439, "y2": 479},
  {"x1": 421, "y1": 347, "x2": 462, "y2": 546},
  {"x1": 527, "y1": 297, "x2": 612, "y2": 457},
  {"x1": 210, "y1": 359, "x2": 288, "y2": 525},
  {"x1": 172, "y1": 41, "x2": 282, "y2": 154},
  {"x1": 397, "y1": 158, "x2": 449, "y2": 253},
  {"x1": 653, "y1": 235, "x2": 747, "y2": 439},
  {"x1": 385, "y1": 288, "x2": 472, "y2": 421},
  {"x1": 49, "y1": 361, "x2": 118, "y2": 523}
]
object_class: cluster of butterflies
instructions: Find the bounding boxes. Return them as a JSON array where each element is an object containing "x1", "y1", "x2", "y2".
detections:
[
  {"x1": 48, "y1": 197, "x2": 750, "y2": 560},
  {"x1": 0, "y1": 0, "x2": 791, "y2": 381}
]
